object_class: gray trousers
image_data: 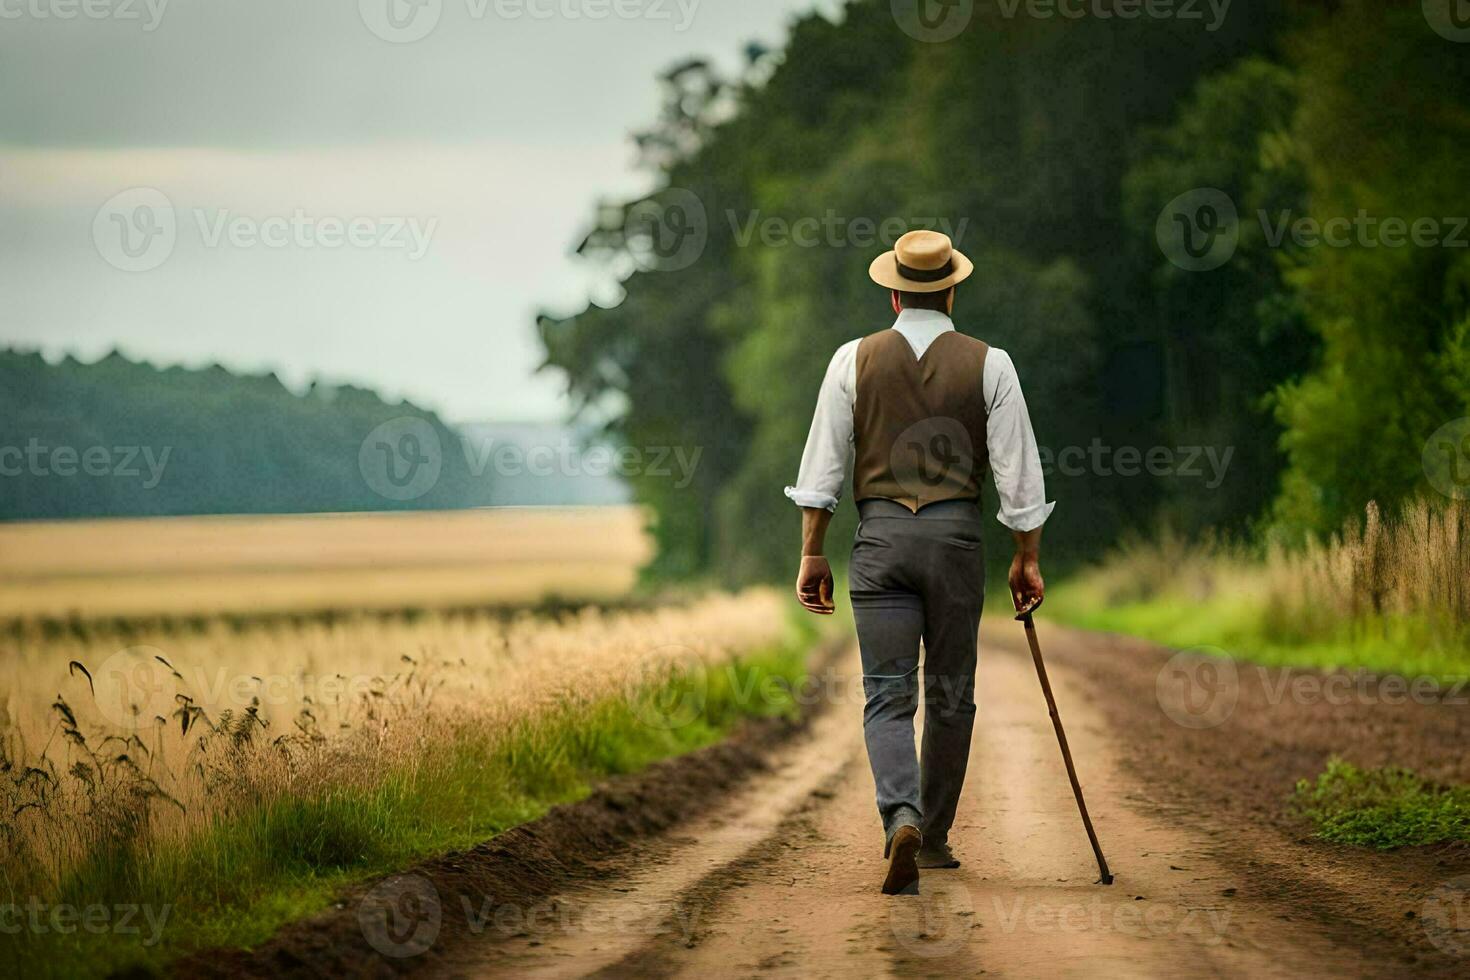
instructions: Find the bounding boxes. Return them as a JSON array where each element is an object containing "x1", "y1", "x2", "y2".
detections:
[{"x1": 850, "y1": 498, "x2": 984, "y2": 847}]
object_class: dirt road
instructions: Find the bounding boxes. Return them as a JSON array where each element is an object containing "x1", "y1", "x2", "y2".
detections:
[{"x1": 440, "y1": 626, "x2": 1446, "y2": 979}]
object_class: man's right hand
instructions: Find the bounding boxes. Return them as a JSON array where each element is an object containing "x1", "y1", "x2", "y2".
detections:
[
  {"x1": 1008, "y1": 524, "x2": 1045, "y2": 613},
  {"x1": 796, "y1": 555, "x2": 835, "y2": 615},
  {"x1": 1009, "y1": 551, "x2": 1045, "y2": 613}
]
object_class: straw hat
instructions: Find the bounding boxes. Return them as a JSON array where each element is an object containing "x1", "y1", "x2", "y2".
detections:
[{"x1": 868, "y1": 229, "x2": 973, "y2": 293}]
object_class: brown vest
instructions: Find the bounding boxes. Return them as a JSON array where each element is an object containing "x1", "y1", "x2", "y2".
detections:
[{"x1": 852, "y1": 329, "x2": 990, "y2": 512}]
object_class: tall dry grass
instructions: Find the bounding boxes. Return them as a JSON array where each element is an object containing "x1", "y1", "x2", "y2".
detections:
[
  {"x1": 1061, "y1": 499, "x2": 1470, "y2": 671},
  {"x1": 1059, "y1": 522, "x2": 1255, "y2": 609},
  {"x1": 1259, "y1": 499, "x2": 1470, "y2": 650},
  {"x1": 0, "y1": 590, "x2": 790, "y2": 901}
]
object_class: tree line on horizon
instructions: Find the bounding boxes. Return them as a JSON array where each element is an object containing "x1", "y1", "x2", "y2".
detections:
[
  {"x1": 537, "y1": 0, "x2": 1470, "y2": 583},
  {"x1": 0, "y1": 349, "x2": 488, "y2": 521}
]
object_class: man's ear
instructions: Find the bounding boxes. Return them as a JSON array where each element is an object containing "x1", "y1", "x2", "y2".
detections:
[
  {"x1": 945, "y1": 288, "x2": 955, "y2": 315},
  {"x1": 891, "y1": 291, "x2": 902, "y2": 316}
]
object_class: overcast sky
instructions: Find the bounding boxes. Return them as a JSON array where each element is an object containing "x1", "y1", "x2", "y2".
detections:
[{"x1": 0, "y1": 0, "x2": 836, "y2": 422}]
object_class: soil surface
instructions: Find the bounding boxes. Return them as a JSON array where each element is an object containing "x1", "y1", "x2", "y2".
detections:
[
  {"x1": 173, "y1": 717, "x2": 803, "y2": 980},
  {"x1": 179, "y1": 624, "x2": 1470, "y2": 979}
]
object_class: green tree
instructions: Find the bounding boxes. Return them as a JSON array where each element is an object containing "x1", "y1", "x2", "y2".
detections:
[
  {"x1": 1122, "y1": 56, "x2": 1311, "y2": 533},
  {"x1": 1271, "y1": 0, "x2": 1470, "y2": 532}
]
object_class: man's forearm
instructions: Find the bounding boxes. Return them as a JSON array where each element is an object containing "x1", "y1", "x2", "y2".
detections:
[
  {"x1": 1008, "y1": 523, "x2": 1045, "y2": 611},
  {"x1": 801, "y1": 507, "x2": 833, "y2": 556},
  {"x1": 1011, "y1": 524, "x2": 1042, "y2": 558}
]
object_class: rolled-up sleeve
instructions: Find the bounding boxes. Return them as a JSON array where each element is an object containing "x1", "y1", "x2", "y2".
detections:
[
  {"x1": 784, "y1": 341, "x2": 857, "y2": 512},
  {"x1": 984, "y1": 349, "x2": 1055, "y2": 532}
]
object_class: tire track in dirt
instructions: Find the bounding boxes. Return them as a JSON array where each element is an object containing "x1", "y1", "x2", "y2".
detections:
[
  {"x1": 432, "y1": 707, "x2": 862, "y2": 978},
  {"x1": 444, "y1": 628, "x2": 1416, "y2": 979}
]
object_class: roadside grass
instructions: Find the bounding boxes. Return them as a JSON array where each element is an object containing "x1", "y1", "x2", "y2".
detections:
[
  {"x1": 1047, "y1": 502, "x2": 1470, "y2": 853},
  {"x1": 1047, "y1": 500, "x2": 1470, "y2": 680},
  {"x1": 1, "y1": 638, "x2": 814, "y2": 979},
  {"x1": 1292, "y1": 758, "x2": 1470, "y2": 849},
  {"x1": 1047, "y1": 586, "x2": 1470, "y2": 681}
]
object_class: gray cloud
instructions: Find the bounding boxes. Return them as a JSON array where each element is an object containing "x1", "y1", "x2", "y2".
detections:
[{"x1": 0, "y1": 0, "x2": 833, "y2": 421}]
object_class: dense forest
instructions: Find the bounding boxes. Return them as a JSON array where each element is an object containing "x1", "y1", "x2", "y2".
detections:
[
  {"x1": 539, "y1": 0, "x2": 1470, "y2": 582},
  {"x1": 0, "y1": 349, "x2": 488, "y2": 520}
]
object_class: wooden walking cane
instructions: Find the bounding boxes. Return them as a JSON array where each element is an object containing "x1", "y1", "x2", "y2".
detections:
[{"x1": 1014, "y1": 596, "x2": 1115, "y2": 885}]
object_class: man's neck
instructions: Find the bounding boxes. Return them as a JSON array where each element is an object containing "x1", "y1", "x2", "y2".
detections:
[
  {"x1": 890, "y1": 309, "x2": 955, "y2": 358},
  {"x1": 894, "y1": 308, "x2": 954, "y2": 329}
]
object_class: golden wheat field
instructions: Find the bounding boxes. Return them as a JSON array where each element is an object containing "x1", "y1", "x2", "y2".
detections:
[
  {"x1": 0, "y1": 506, "x2": 652, "y2": 621},
  {"x1": 0, "y1": 506, "x2": 791, "y2": 896},
  {"x1": 2, "y1": 588, "x2": 789, "y2": 884}
]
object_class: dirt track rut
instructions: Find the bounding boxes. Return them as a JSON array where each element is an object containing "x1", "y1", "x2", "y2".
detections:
[{"x1": 442, "y1": 626, "x2": 1401, "y2": 979}]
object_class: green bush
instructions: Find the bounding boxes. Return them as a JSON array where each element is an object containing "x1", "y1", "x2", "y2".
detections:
[{"x1": 1292, "y1": 758, "x2": 1470, "y2": 850}]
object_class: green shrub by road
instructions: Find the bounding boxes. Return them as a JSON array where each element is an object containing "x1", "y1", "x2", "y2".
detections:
[{"x1": 1293, "y1": 759, "x2": 1470, "y2": 850}]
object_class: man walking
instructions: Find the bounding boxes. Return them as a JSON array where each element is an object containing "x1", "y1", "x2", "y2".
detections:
[{"x1": 787, "y1": 229, "x2": 1051, "y2": 895}]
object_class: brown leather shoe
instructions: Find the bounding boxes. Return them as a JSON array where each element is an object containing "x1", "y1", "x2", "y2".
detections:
[
  {"x1": 882, "y1": 825, "x2": 922, "y2": 895},
  {"x1": 917, "y1": 842, "x2": 960, "y2": 869}
]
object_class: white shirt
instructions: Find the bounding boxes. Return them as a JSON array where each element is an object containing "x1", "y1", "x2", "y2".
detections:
[{"x1": 784, "y1": 308, "x2": 1055, "y2": 532}]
